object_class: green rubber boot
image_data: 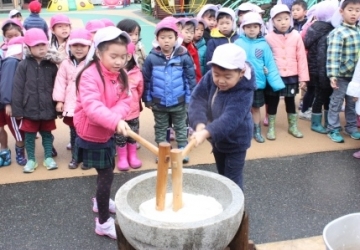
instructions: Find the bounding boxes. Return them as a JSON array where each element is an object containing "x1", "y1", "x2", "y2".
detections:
[
  {"x1": 311, "y1": 113, "x2": 327, "y2": 134},
  {"x1": 266, "y1": 115, "x2": 276, "y2": 140},
  {"x1": 288, "y1": 113, "x2": 303, "y2": 138},
  {"x1": 253, "y1": 123, "x2": 265, "y2": 143}
]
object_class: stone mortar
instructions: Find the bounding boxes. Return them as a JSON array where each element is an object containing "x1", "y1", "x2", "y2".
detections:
[{"x1": 115, "y1": 169, "x2": 244, "y2": 250}]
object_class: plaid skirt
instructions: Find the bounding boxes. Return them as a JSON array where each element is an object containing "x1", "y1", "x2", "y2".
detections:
[
  {"x1": 265, "y1": 83, "x2": 299, "y2": 97},
  {"x1": 74, "y1": 137, "x2": 115, "y2": 170},
  {"x1": 252, "y1": 89, "x2": 265, "y2": 108}
]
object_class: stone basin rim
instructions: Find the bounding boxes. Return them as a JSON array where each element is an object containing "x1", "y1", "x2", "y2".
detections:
[{"x1": 115, "y1": 168, "x2": 244, "y2": 229}]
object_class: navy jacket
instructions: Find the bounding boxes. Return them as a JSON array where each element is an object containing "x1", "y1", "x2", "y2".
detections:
[
  {"x1": 205, "y1": 29, "x2": 239, "y2": 71},
  {"x1": 0, "y1": 57, "x2": 20, "y2": 109},
  {"x1": 24, "y1": 13, "x2": 49, "y2": 39},
  {"x1": 12, "y1": 57, "x2": 58, "y2": 120},
  {"x1": 142, "y1": 42, "x2": 196, "y2": 107},
  {"x1": 189, "y1": 67, "x2": 255, "y2": 153}
]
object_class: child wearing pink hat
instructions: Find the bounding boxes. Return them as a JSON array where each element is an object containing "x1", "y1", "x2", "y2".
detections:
[
  {"x1": 143, "y1": 19, "x2": 196, "y2": 163},
  {"x1": 100, "y1": 18, "x2": 114, "y2": 27},
  {"x1": 0, "y1": 36, "x2": 27, "y2": 167},
  {"x1": 115, "y1": 42, "x2": 143, "y2": 171},
  {"x1": 85, "y1": 20, "x2": 105, "y2": 39},
  {"x1": 49, "y1": 14, "x2": 71, "y2": 63},
  {"x1": 11, "y1": 28, "x2": 59, "y2": 173},
  {"x1": 53, "y1": 28, "x2": 92, "y2": 170},
  {"x1": 0, "y1": 19, "x2": 24, "y2": 58}
]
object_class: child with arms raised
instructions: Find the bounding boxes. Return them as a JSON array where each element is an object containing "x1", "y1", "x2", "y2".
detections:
[
  {"x1": 53, "y1": 28, "x2": 92, "y2": 169},
  {"x1": 189, "y1": 43, "x2": 255, "y2": 190},
  {"x1": 235, "y1": 12, "x2": 284, "y2": 143},
  {"x1": 74, "y1": 27, "x2": 131, "y2": 239},
  {"x1": 12, "y1": 28, "x2": 58, "y2": 173}
]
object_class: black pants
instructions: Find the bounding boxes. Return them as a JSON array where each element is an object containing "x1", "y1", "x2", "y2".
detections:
[
  {"x1": 266, "y1": 96, "x2": 296, "y2": 115},
  {"x1": 96, "y1": 166, "x2": 114, "y2": 224},
  {"x1": 312, "y1": 87, "x2": 333, "y2": 113},
  {"x1": 302, "y1": 86, "x2": 315, "y2": 112}
]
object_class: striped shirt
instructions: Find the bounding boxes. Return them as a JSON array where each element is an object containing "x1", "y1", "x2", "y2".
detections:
[{"x1": 326, "y1": 23, "x2": 360, "y2": 78}]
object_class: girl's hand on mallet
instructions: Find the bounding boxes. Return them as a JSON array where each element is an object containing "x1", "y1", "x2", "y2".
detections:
[{"x1": 117, "y1": 120, "x2": 130, "y2": 136}]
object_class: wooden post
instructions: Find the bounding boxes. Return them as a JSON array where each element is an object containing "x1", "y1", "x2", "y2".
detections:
[
  {"x1": 170, "y1": 149, "x2": 183, "y2": 211},
  {"x1": 115, "y1": 218, "x2": 136, "y2": 250},
  {"x1": 156, "y1": 142, "x2": 171, "y2": 211},
  {"x1": 228, "y1": 211, "x2": 251, "y2": 250},
  {"x1": 126, "y1": 129, "x2": 159, "y2": 156}
]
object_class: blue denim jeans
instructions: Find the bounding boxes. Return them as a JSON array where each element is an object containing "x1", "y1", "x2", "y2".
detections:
[
  {"x1": 213, "y1": 148, "x2": 247, "y2": 190},
  {"x1": 327, "y1": 77, "x2": 357, "y2": 133}
]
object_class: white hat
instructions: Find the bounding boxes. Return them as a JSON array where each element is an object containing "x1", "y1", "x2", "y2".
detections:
[
  {"x1": 252, "y1": 5, "x2": 265, "y2": 14},
  {"x1": 197, "y1": 4, "x2": 221, "y2": 19},
  {"x1": 235, "y1": 2, "x2": 254, "y2": 17},
  {"x1": 86, "y1": 26, "x2": 131, "y2": 64},
  {"x1": 178, "y1": 18, "x2": 198, "y2": 27},
  {"x1": 207, "y1": 43, "x2": 251, "y2": 80},
  {"x1": 241, "y1": 12, "x2": 263, "y2": 27},
  {"x1": 8, "y1": 9, "x2": 20, "y2": 18},
  {"x1": 93, "y1": 26, "x2": 131, "y2": 48},
  {"x1": 216, "y1": 7, "x2": 236, "y2": 21},
  {"x1": 270, "y1": 4, "x2": 290, "y2": 19}
]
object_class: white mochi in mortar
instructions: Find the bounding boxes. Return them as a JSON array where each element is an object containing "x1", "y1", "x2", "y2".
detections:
[{"x1": 139, "y1": 193, "x2": 223, "y2": 223}]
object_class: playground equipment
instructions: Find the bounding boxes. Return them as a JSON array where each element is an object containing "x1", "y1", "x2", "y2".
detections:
[
  {"x1": 114, "y1": 130, "x2": 254, "y2": 249},
  {"x1": 154, "y1": 0, "x2": 206, "y2": 17},
  {"x1": 47, "y1": 0, "x2": 94, "y2": 11}
]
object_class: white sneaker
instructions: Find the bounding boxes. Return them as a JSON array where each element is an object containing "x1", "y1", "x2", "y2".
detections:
[
  {"x1": 66, "y1": 142, "x2": 71, "y2": 150},
  {"x1": 95, "y1": 217, "x2": 117, "y2": 239},
  {"x1": 92, "y1": 198, "x2": 116, "y2": 214},
  {"x1": 299, "y1": 110, "x2": 311, "y2": 120}
]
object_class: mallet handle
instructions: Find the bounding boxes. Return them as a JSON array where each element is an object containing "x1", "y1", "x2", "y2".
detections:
[{"x1": 126, "y1": 129, "x2": 159, "y2": 156}]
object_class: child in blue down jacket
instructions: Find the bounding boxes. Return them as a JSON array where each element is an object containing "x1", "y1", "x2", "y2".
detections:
[
  {"x1": 189, "y1": 43, "x2": 255, "y2": 190},
  {"x1": 23, "y1": 1, "x2": 49, "y2": 39},
  {"x1": 194, "y1": 19, "x2": 207, "y2": 76},
  {"x1": 235, "y1": 12, "x2": 284, "y2": 143},
  {"x1": 142, "y1": 19, "x2": 196, "y2": 163}
]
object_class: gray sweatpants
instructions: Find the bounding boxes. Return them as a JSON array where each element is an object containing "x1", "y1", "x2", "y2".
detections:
[{"x1": 327, "y1": 77, "x2": 357, "y2": 133}]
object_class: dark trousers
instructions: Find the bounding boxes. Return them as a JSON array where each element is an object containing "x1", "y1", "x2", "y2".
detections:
[
  {"x1": 302, "y1": 86, "x2": 315, "y2": 112},
  {"x1": 213, "y1": 148, "x2": 247, "y2": 190},
  {"x1": 266, "y1": 96, "x2": 296, "y2": 115},
  {"x1": 312, "y1": 86, "x2": 333, "y2": 113}
]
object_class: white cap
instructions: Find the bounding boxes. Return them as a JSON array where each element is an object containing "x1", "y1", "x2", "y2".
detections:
[
  {"x1": 216, "y1": 7, "x2": 236, "y2": 21},
  {"x1": 207, "y1": 43, "x2": 251, "y2": 80},
  {"x1": 178, "y1": 18, "x2": 198, "y2": 27},
  {"x1": 93, "y1": 26, "x2": 131, "y2": 47},
  {"x1": 270, "y1": 4, "x2": 290, "y2": 19},
  {"x1": 9, "y1": 9, "x2": 20, "y2": 18},
  {"x1": 241, "y1": 12, "x2": 263, "y2": 27},
  {"x1": 85, "y1": 26, "x2": 131, "y2": 64},
  {"x1": 197, "y1": 4, "x2": 221, "y2": 19},
  {"x1": 253, "y1": 5, "x2": 265, "y2": 14}
]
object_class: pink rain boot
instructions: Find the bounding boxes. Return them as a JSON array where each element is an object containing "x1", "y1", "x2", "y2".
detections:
[
  {"x1": 127, "y1": 143, "x2": 142, "y2": 169},
  {"x1": 116, "y1": 146, "x2": 129, "y2": 171}
]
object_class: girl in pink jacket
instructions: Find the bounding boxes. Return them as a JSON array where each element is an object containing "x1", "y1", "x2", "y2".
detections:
[
  {"x1": 53, "y1": 28, "x2": 92, "y2": 169},
  {"x1": 265, "y1": 4, "x2": 309, "y2": 140},
  {"x1": 115, "y1": 42, "x2": 144, "y2": 171},
  {"x1": 74, "y1": 27, "x2": 131, "y2": 240}
]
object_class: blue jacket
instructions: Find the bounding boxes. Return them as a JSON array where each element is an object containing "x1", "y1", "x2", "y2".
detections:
[
  {"x1": 142, "y1": 43, "x2": 196, "y2": 107},
  {"x1": 189, "y1": 68, "x2": 255, "y2": 153},
  {"x1": 195, "y1": 38, "x2": 207, "y2": 76},
  {"x1": 0, "y1": 57, "x2": 20, "y2": 109},
  {"x1": 205, "y1": 29, "x2": 239, "y2": 71},
  {"x1": 24, "y1": 13, "x2": 49, "y2": 39},
  {"x1": 234, "y1": 35, "x2": 285, "y2": 91}
]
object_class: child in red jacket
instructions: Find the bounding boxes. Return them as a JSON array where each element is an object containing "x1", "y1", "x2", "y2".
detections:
[{"x1": 180, "y1": 18, "x2": 202, "y2": 83}]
